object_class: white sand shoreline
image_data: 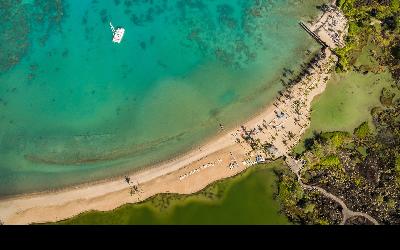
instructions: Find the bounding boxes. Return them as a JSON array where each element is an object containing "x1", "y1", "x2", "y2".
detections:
[{"x1": 0, "y1": 4, "x2": 348, "y2": 225}]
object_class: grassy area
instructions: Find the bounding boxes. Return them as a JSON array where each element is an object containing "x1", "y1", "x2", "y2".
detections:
[
  {"x1": 335, "y1": 0, "x2": 400, "y2": 72},
  {"x1": 294, "y1": 45, "x2": 397, "y2": 154},
  {"x1": 55, "y1": 160, "x2": 291, "y2": 225},
  {"x1": 284, "y1": 1, "x2": 400, "y2": 224},
  {"x1": 294, "y1": 0, "x2": 400, "y2": 155},
  {"x1": 295, "y1": 100, "x2": 400, "y2": 224}
]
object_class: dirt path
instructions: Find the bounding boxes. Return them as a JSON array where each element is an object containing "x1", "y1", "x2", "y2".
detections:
[{"x1": 285, "y1": 156, "x2": 379, "y2": 225}]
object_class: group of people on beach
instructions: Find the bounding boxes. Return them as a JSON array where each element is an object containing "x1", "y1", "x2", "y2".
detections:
[
  {"x1": 232, "y1": 47, "x2": 335, "y2": 161},
  {"x1": 312, "y1": 5, "x2": 348, "y2": 48},
  {"x1": 169, "y1": 3, "x2": 345, "y2": 194}
]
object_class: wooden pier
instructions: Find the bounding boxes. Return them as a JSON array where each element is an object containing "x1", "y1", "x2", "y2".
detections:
[
  {"x1": 299, "y1": 21, "x2": 328, "y2": 48},
  {"x1": 299, "y1": 21, "x2": 340, "y2": 58}
]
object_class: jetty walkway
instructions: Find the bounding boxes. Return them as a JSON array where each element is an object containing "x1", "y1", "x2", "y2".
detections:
[
  {"x1": 299, "y1": 4, "x2": 348, "y2": 50},
  {"x1": 299, "y1": 21, "x2": 328, "y2": 48}
]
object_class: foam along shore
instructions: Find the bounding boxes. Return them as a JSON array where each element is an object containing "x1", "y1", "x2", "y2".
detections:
[{"x1": 0, "y1": 4, "x2": 348, "y2": 225}]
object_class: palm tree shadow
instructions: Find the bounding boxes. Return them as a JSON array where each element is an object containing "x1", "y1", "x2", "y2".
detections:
[{"x1": 304, "y1": 130, "x2": 322, "y2": 151}]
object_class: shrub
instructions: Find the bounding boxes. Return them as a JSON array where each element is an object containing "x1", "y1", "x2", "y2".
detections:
[
  {"x1": 321, "y1": 131, "x2": 350, "y2": 148},
  {"x1": 396, "y1": 156, "x2": 400, "y2": 174},
  {"x1": 354, "y1": 122, "x2": 371, "y2": 139},
  {"x1": 391, "y1": 45, "x2": 400, "y2": 60},
  {"x1": 320, "y1": 155, "x2": 341, "y2": 167}
]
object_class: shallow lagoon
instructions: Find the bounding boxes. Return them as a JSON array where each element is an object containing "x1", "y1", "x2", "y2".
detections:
[{"x1": 0, "y1": 0, "x2": 325, "y2": 196}]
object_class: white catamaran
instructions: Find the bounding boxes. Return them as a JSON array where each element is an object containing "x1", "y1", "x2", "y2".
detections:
[{"x1": 110, "y1": 22, "x2": 125, "y2": 44}]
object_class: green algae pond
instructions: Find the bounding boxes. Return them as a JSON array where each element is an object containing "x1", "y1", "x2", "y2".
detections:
[
  {"x1": 294, "y1": 45, "x2": 399, "y2": 154},
  {"x1": 55, "y1": 160, "x2": 291, "y2": 225}
]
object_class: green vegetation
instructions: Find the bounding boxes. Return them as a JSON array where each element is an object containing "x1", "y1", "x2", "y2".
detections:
[
  {"x1": 284, "y1": 93, "x2": 399, "y2": 225},
  {"x1": 335, "y1": 0, "x2": 400, "y2": 78},
  {"x1": 55, "y1": 160, "x2": 290, "y2": 225},
  {"x1": 380, "y1": 87, "x2": 397, "y2": 106},
  {"x1": 322, "y1": 131, "x2": 350, "y2": 148},
  {"x1": 320, "y1": 155, "x2": 341, "y2": 167},
  {"x1": 298, "y1": 99, "x2": 400, "y2": 224},
  {"x1": 294, "y1": 43, "x2": 397, "y2": 154},
  {"x1": 396, "y1": 156, "x2": 400, "y2": 183},
  {"x1": 274, "y1": 162, "x2": 342, "y2": 225},
  {"x1": 282, "y1": 1, "x2": 400, "y2": 224},
  {"x1": 353, "y1": 121, "x2": 370, "y2": 139},
  {"x1": 393, "y1": 44, "x2": 400, "y2": 59}
]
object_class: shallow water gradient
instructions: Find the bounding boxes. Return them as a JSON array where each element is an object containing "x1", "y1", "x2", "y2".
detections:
[{"x1": 0, "y1": 0, "x2": 325, "y2": 196}]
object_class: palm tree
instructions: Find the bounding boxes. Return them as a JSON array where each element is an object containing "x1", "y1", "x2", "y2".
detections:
[
  {"x1": 288, "y1": 131, "x2": 295, "y2": 141},
  {"x1": 131, "y1": 182, "x2": 144, "y2": 201},
  {"x1": 124, "y1": 176, "x2": 131, "y2": 184}
]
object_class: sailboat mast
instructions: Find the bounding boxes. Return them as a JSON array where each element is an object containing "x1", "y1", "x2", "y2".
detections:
[
  {"x1": 109, "y1": 22, "x2": 115, "y2": 33},
  {"x1": 109, "y1": 21, "x2": 125, "y2": 44}
]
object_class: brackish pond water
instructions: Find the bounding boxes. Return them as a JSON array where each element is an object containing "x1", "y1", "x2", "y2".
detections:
[
  {"x1": 293, "y1": 44, "x2": 397, "y2": 154},
  {"x1": 0, "y1": 0, "x2": 325, "y2": 196},
  {"x1": 57, "y1": 160, "x2": 291, "y2": 225}
]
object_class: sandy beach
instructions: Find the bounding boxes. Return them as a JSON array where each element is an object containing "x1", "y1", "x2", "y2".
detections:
[{"x1": 0, "y1": 4, "x2": 347, "y2": 225}]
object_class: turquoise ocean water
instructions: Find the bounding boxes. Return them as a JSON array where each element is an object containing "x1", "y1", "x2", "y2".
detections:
[{"x1": 0, "y1": 0, "x2": 324, "y2": 196}]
